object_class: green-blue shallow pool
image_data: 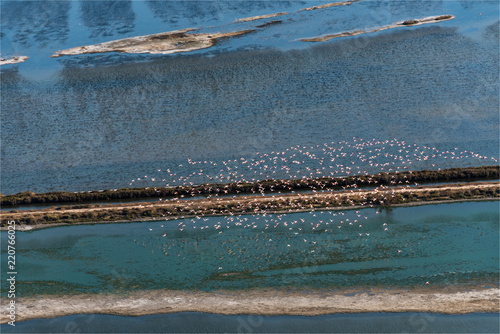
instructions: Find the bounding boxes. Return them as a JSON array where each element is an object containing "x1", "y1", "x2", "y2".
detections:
[{"x1": 1, "y1": 201, "x2": 498, "y2": 296}]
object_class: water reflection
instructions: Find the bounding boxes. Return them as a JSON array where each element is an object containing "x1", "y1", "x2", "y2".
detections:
[
  {"x1": 79, "y1": 0, "x2": 135, "y2": 38},
  {"x1": 484, "y1": 20, "x2": 499, "y2": 40},
  {"x1": 363, "y1": 0, "x2": 444, "y2": 17},
  {"x1": 1, "y1": 25, "x2": 498, "y2": 193},
  {"x1": 0, "y1": 0, "x2": 70, "y2": 47}
]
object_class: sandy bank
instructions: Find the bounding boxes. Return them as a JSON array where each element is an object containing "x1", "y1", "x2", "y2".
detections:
[
  {"x1": 1, "y1": 287, "x2": 498, "y2": 323},
  {"x1": 52, "y1": 29, "x2": 253, "y2": 57},
  {"x1": 0, "y1": 56, "x2": 28, "y2": 66},
  {"x1": 301, "y1": 15, "x2": 455, "y2": 42}
]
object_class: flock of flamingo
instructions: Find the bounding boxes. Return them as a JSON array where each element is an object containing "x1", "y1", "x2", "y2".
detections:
[
  {"x1": 126, "y1": 137, "x2": 498, "y2": 267},
  {"x1": 129, "y1": 137, "x2": 496, "y2": 190}
]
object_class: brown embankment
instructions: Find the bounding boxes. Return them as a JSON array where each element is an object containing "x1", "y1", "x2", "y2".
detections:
[{"x1": 1, "y1": 182, "x2": 498, "y2": 229}]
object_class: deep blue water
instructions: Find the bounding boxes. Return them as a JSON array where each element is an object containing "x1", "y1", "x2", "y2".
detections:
[
  {"x1": 2, "y1": 312, "x2": 499, "y2": 333},
  {"x1": 1, "y1": 0, "x2": 499, "y2": 194}
]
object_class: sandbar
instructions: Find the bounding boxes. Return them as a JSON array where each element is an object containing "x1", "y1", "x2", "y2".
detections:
[{"x1": 52, "y1": 29, "x2": 253, "y2": 57}]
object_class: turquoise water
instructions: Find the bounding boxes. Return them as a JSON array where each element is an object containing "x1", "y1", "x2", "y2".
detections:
[
  {"x1": 1, "y1": 201, "x2": 498, "y2": 296},
  {"x1": 1, "y1": 1, "x2": 499, "y2": 194},
  {"x1": 2, "y1": 312, "x2": 499, "y2": 333}
]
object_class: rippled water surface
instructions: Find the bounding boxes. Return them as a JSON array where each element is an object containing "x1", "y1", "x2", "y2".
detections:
[
  {"x1": 1, "y1": 0, "x2": 499, "y2": 194},
  {"x1": 1, "y1": 201, "x2": 498, "y2": 295},
  {"x1": 3, "y1": 312, "x2": 499, "y2": 333}
]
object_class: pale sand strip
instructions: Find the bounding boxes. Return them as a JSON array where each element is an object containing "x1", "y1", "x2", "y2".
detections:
[{"x1": 1, "y1": 288, "x2": 498, "y2": 323}]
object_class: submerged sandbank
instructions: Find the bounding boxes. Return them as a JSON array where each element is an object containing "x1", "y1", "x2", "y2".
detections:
[
  {"x1": 301, "y1": 15, "x2": 455, "y2": 42},
  {"x1": 1, "y1": 287, "x2": 498, "y2": 323}
]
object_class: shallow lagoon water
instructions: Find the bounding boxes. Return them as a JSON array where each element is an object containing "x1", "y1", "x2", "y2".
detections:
[
  {"x1": 1, "y1": 201, "x2": 498, "y2": 296},
  {"x1": 1, "y1": 0, "x2": 499, "y2": 194},
  {"x1": 2, "y1": 312, "x2": 499, "y2": 333}
]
